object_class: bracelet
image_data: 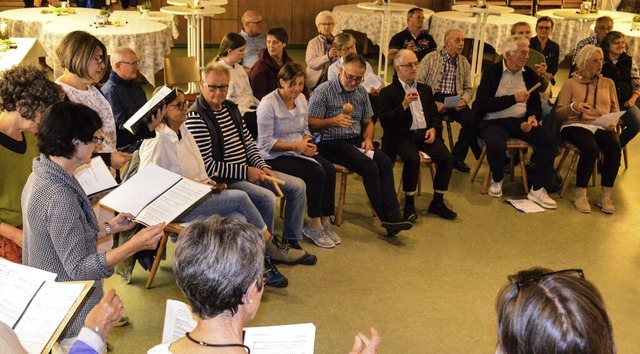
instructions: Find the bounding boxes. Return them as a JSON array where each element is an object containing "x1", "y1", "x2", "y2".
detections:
[
  {"x1": 86, "y1": 326, "x2": 107, "y2": 341},
  {"x1": 570, "y1": 101, "x2": 578, "y2": 113},
  {"x1": 104, "y1": 222, "x2": 112, "y2": 236}
]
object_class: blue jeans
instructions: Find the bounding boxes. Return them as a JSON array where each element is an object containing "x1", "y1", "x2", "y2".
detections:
[
  {"x1": 180, "y1": 189, "x2": 267, "y2": 233},
  {"x1": 620, "y1": 105, "x2": 640, "y2": 147},
  {"x1": 228, "y1": 171, "x2": 306, "y2": 241}
]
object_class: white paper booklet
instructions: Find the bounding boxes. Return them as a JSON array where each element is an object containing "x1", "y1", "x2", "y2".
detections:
[
  {"x1": 74, "y1": 156, "x2": 118, "y2": 197},
  {"x1": 361, "y1": 72, "x2": 384, "y2": 92},
  {"x1": 590, "y1": 110, "x2": 625, "y2": 128},
  {"x1": 507, "y1": 199, "x2": 545, "y2": 213},
  {"x1": 99, "y1": 164, "x2": 211, "y2": 226},
  {"x1": 443, "y1": 95, "x2": 461, "y2": 109},
  {"x1": 161, "y1": 299, "x2": 316, "y2": 354}
]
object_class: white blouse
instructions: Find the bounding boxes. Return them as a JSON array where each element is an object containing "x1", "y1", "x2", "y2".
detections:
[{"x1": 220, "y1": 59, "x2": 260, "y2": 116}]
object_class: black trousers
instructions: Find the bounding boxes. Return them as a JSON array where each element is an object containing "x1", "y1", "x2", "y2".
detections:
[
  {"x1": 395, "y1": 133, "x2": 453, "y2": 193},
  {"x1": 267, "y1": 155, "x2": 336, "y2": 218},
  {"x1": 433, "y1": 94, "x2": 473, "y2": 162},
  {"x1": 561, "y1": 127, "x2": 621, "y2": 188},
  {"x1": 479, "y1": 117, "x2": 557, "y2": 190},
  {"x1": 318, "y1": 137, "x2": 400, "y2": 221}
]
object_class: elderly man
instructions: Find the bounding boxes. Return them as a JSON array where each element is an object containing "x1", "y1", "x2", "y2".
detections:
[
  {"x1": 572, "y1": 16, "x2": 614, "y2": 67},
  {"x1": 380, "y1": 49, "x2": 456, "y2": 221},
  {"x1": 530, "y1": 16, "x2": 559, "y2": 85},
  {"x1": 417, "y1": 29, "x2": 474, "y2": 172},
  {"x1": 186, "y1": 62, "x2": 317, "y2": 270},
  {"x1": 308, "y1": 54, "x2": 412, "y2": 237},
  {"x1": 239, "y1": 10, "x2": 266, "y2": 73},
  {"x1": 101, "y1": 47, "x2": 162, "y2": 152},
  {"x1": 387, "y1": 7, "x2": 436, "y2": 62},
  {"x1": 472, "y1": 35, "x2": 557, "y2": 208}
]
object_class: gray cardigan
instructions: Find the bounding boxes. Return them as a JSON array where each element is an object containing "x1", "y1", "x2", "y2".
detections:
[{"x1": 417, "y1": 50, "x2": 474, "y2": 104}]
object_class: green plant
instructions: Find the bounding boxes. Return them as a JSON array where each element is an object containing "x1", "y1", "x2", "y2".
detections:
[
  {"x1": 634, "y1": 14, "x2": 640, "y2": 22},
  {"x1": 142, "y1": 0, "x2": 152, "y2": 10}
]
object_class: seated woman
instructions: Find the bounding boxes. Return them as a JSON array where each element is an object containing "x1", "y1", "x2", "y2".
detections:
[
  {"x1": 556, "y1": 45, "x2": 621, "y2": 214},
  {"x1": 55, "y1": 30, "x2": 134, "y2": 169},
  {"x1": 257, "y1": 63, "x2": 339, "y2": 248},
  {"x1": 305, "y1": 11, "x2": 339, "y2": 90},
  {"x1": 0, "y1": 65, "x2": 62, "y2": 263},
  {"x1": 21, "y1": 101, "x2": 165, "y2": 347},
  {"x1": 250, "y1": 27, "x2": 308, "y2": 100},
  {"x1": 327, "y1": 33, "x2": 381, "y2": 94},
  {"x1": 601, "y1": 31, "x2": 640, "y2": 148},
  {"x1": 138, "y1": 88, "x2": 293, "y2": 288},
  {"x1": 214, "y1": 32, "x2": 261, "y2": 139},
  {"x1": 495, "y1": 267, "x2": 615, "y2": 354},
  {"x1": 147, "y1": 215, "x2": 380, "y2": 354}
]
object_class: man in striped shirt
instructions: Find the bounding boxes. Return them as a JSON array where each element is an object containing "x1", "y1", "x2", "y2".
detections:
[{"x1": 186, "y1": 63, "x2": 317, "y2": 284}]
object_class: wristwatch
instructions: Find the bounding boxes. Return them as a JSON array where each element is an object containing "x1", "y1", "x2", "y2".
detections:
[{"x1": 104, "y1": 222, "x2": 112, "y2": 236}]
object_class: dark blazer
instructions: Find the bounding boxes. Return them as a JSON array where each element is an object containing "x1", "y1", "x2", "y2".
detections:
[
  {"x1": 378, "y1": 77, "x2": 441, "y2": 159},
  {"x1": 602, "y1": 52, "x2": 634, "y2": 104}
]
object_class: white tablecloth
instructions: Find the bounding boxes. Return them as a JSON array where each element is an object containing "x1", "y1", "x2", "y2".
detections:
[
  {"x1": 535, "y1": 9, "x2": 635, "y2": 60},
  {"x1": 430, "y1": 11, "x2": 538, "y2": 54},
  {"x1": 0, "y1": 38, "x2": 46, "y2": 71},
  {"x1": 40, "y1": 19, "x2": 171, "y2": 86},
  {"x1": 331, "y1": 4, "x2": 433, "y2": 47},
  {"x1": 0, "y1": 8, "x2": 100, "y2": 38},
  {"x1": 111, "y1": 10, "x2": 179, "y2": 40}
]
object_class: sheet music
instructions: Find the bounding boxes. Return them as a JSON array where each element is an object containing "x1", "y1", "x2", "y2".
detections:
[
  {"x1": 354, "y1": 146, "x2": 375, "y2": 159},
  {"x1": 0, "y1": 260, "x2": 56, "y2": 327},
  {"x1": 123, "y1": 86, "x2": 174, "y2": 133},
  {"x1": 244, "y1": 323, "x2": 316, "y2": 354},
  {"x1": 590, "y1": 110, "x2": 625, "y2": 128},
  {"x1": 507, "y1": 199, "x2": 545, "y2": 213},
  {"x1": 74, "y1": 157, "x2": 118, "y2": 197},
  {"x1": 361, "y1": 72, "x2": 384, "y2": 92},
  {"x1": 443, "y1": 95, "x2": 461, "y2": 109},
  {"x1": 162, "y1": 300, "x2": 197, "y2": 343},
  {"x1": 135, "y1": 178, "x2": 211, "y2": 226}
]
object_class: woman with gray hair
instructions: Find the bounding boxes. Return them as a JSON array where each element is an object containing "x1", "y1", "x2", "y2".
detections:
[
  {"x1": 555, "y1": 44, "x2": 621, "y2": 214},
  {"x1": 305, "y1": 11, "x2": 339, "y2": 89},
  {"x1": 148, "y1": 215, "x2": 380, "y2": 354}
]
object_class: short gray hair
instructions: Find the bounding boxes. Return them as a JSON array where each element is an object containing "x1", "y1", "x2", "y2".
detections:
[
  {"x1": 393, "y1": 49, "x2": 414, "y2": 67},
  {"x1": 202, "y1": 61, "x2": 230, "y2": 81},
  {"x1": 502, "y1": 35, "x2": 529, "y2": 56},
  {"x1": 173, "y1": 216, "x2": 265, "y2": 319},
  {"x1": 575, "y1": 45, "x2": 603, "y2": 73},
  {"x1": 315, "y1": 11, "x2": 334, "y2": 26},
  {"x1": 510, "y1": 22, "x2": 531, "y2": 35}
]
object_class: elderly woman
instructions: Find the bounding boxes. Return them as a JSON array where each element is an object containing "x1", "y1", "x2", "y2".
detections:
[
  {"x1": 556, "y1": 45, "x2": 621, "y2": 214},
  {"x1": 257, "y1": 63, "x2": 339, "y2": 248},
  {"x1": 55, "y1": 30, "x2": 132, "y2": 169},
  {"x1": 601, "y1": 31, "x2": 640, "y2": 148},
  {"x1": 327, "y1": 33, "x2": 381, "y2": 94},
  {"x1": 0, "y1": 66, "x2": 62, "y2": 264},
  {"x1": 305, "y1": 11, "x2": 339, "y2": 89},
  {"x1": 495, "y1": 267, "x2": 615, "y2": 354},
  {"x1": 21, "y1": 101, "x2": 165, "y2": 346},
  {"x1": 147, "y1": 215, "x2": 380, "y2": 354},
  {"x1": 139, "y1": 88, "x2": 289, "y2": 287},
  {"x1": 250, "y1": 27, "x2": 308, "y2": 100}
]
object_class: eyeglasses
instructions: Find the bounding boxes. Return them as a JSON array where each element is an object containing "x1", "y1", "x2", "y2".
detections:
[
  {"x1": 398, "y1": 62, "x2": 419, "y2": 68},
  {"x1": 516, "y1": 269, "x2": 585, "y2": 291},
  {"x1": 119, "y1": 60, "x2": 141, "y2": 67},
  {"x1": 92, "y1": 55, "x2": 105, "y2": 65},
  {"x1": 247, "y1": 20, "x2": 263, "y2": 26},
  {"x1": 411, "y1": 15, "x2": 425, "y2": 20},
  {"x1": 319, "y1": 22, "x2": 334, "y2": 26},
  {"x1": 596, "y1": 26, "x2": 614, "y2": 31},
  {"x1": 537, "y1": 26, "x2": 552, "y2": 30},
  {"x1": 203, "y1": 83, "x2": 229, "y2": 93},
  {"x1": 170, "y1": 101, "x2": 189, "y2": 110},
  {"x1": 341, "y1": 71, "x2": 364, "y2": 83},
  {"x1": 92, "y1": 135, "x2": 105, "y2": 144}
]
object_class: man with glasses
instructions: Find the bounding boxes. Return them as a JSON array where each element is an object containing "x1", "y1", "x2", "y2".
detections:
[
  {"x1": 309, "y1": 54, "x2": 413, "y2": 237},
  {"x1": 240, "y1": 10, "x2": 266, "y2": 73},
  {"x1": 380, "y1": 49, "x2": 457, "y2": 221},
  {"x1": 571, "y1": 16, "x2": 614, "y2": 67},
  {"x1": 186, "y1": 62, "x2": 317, "y2": 274},
  {"x1": 102, "y1": 47, "x2": 163, "y2": 152},
  {"x1": 387, "y1": 7, "x2": 436, "y2": 62},
  {"x1": 529, "y1": 17, "x2": 559, "y2": 86}
]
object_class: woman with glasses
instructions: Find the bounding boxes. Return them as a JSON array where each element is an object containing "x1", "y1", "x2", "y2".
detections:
[
  {"x1": 305, "y1": 11, "x2": 339, "y2": 89},
  {"x1": 21, "y1": 101, "x2": 165, "y2": 348},
  {"x1": 257, "y1": 63, "x2": 339, "y2": 248},
  {"x1": 0, "y1": 65, "x2": 63, "y2": 264},
  {"x1": 556, "y1": 45, "x2": 621, "y2": 214},
  {"x1": 495, "y1": 267, "x2": 615, "y2": 354},
  {"x1": 55, "y1": 30, "x2": 132, "y2": 169}
]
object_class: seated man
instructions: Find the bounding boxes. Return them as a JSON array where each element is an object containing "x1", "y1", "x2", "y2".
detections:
[
  {"x1": 571, "y1": 16, "x2": 614, "y2": 68},
  {"x1": 529, "y1": 16, "x2": 560, "y2": 86},
  {"x1": 101, "y1": 47, "x2": 161, "y2": 152},
  {"x1": 380, "y1": 49, "x2": 456, "y2": 221},
  {"x1": 472, "y1": 35, "x2": 557, "y2": 209},
  {"x1": 417, "y1": 29, "x2": 474, "y2": 172},
  {"x1": 308, "y1": 54, "x2": 413, "y2": 237},
  {"x1": 186, "y1": 62, "x2": 316, "y2": 265},
  {"x1": 239, "y1": 10, "x2": 266, "y2": 74},
  {"x1": 387, "y1": 7, "x2": 436, "y2": 63}
]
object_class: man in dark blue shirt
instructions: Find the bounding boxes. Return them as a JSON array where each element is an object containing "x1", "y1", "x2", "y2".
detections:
[{"x1": 387, "y1": 8, "x2": 436, "y2": 63}]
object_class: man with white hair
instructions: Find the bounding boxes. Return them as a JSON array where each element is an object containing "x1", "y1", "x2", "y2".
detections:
[
  {"x1": 239, "y1": 10, "x2": 266, "y2": 73},
  {"x1": 472, "y1": 35, "x2": 557, "y2": 208}
]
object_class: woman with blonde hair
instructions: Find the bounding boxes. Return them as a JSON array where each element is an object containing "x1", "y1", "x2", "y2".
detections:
[{"x1": 305, "y1": 10, "x2": 339, "y2": 89}]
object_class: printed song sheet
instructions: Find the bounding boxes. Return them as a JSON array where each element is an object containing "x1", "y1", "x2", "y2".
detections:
[
  {"x1": 135, "y1": 178, "x2": 211, "y2": 226},
  {"x1": 74, "y1": 157, "x2": 118, "y2": 197},
  {"x1": 244, "y1": 323, "x2": 316, "y2": 354}
]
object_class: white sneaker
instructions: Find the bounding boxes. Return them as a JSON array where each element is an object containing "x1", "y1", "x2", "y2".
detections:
[
  {"x1": 488, "y1": 179, "x2": 503, "y2": 197},
  {"x1": 527, "y1": 187, "x2": 557, "y2": 209},
  {"x1": 323, "y1": 224, "x2": 341, "y2": 245},
  {"x1": 303, "y1": 226, "x2": 335, "y2": 248}
]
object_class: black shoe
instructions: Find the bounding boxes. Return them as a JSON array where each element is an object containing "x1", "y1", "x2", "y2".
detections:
[
  {"x1": 453, "y1": 160, "x2": 471, "y2": 173},
  {"x1": 381, "y1": 216, "x2": 413, "y2": 233},
  {"x1": 282, "y1": 239, "x2": 303, "y2": 250},
  {"x1": 264, "y1": 256, "x2": 288, "y2": 288},
  {"x1": 403, "y1": 205, "x2": 417, "y2": 223},
  {"x1": 428, "y1": 199, "x2": 457, "y2": 220},
  {"x1": 385, "y1": 228, "x2": 402, "y2": 238}
]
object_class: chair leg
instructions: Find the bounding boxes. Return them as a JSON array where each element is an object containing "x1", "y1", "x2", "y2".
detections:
[
  {"x1": 481, "y1": 169, "x2": 491, "y2": 194},
  {"x1": 555, "y1": 146, "x2": 570, "y2": 173},
  {"x1": 518, "y1": 148, "x2": 529, "y2": 194},
  {"x1": 146, "y1": 232, "x2": 169, "y2": 289},
  {"x1": 623, "y1": 146, "x2": 628, "y2": 169},
  {"x1": 446, "y1": 120, "x2": 454, "y2": 152},
  {"x1": 471, "y1": 147, "x2": 487, "y2": 182},
  {"x1": 560, "y1": 152, "x2": 580, "y2": 198},
  {"x1": 279, "y1": 198, "x2": 285, "y2": 218},
  {"x1": 417, "y1": 163, "x2": 422, "y2": 196},
  {"x1": 396, "y1": 177, "x2": 403, "y2": 203},
  {"x1": 509, "y1": 149, "x2": 516, "y2": 182},
  {"x1": 335, "y1": 173, "x2": 347, "y2": 226}
]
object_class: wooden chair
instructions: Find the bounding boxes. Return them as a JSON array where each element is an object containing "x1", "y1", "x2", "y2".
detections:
[
  {"x1": 146, "y1": 223, "x2": 183, "y2": 289},
  {"x1": 334, "y1": 164, "x2": 355, "y2": 226},
  {"x1": 471, "y1": 138, "x2": 532, "y2": 194},
  {"x1": 443, "y1": 115, "x2": 456, "y2": 152},
  {"x1": 616, "y1": 122, "x2": 629, "y2": 169},
  {"x1": 163, "y1": 56, "x2": 200, "y2": 101},
  {"x1": 555, "y1": 142, "x2": 598, "y2": 198},
  {"x1": 395, "y1": 154, "x2": 436, "y2": 201}
]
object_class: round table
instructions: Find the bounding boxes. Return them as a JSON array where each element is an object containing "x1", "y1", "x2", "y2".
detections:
[
  {"x1": 0, "y1": 7, "x2": 100, "y2": 37},
  {"x1": 355, "y1": 2, "x2": 434, "y2": 83},
  {"x1": 111, "y1": 10, "x2": 180, "y2": 40},
  {"x1": 166, "y1": 0, "x2": 228, "y2": 6},
  {"x1": 40, "y1": 19, "x2": 171, "y2": 86},
  {"x1": 535, "y1": 9, "x2": 635, "y2": 61}
]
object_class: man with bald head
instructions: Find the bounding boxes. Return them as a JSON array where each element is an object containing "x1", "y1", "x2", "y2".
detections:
[
  {"x1": 240, "y1": 10, "x2": 266, "y2": 73},
  {"x1": 417, "y1": 29, "x2": 474, "y2": 172},
  {"x1": 379, "y1": 49, "x2": 457, "y2": 221},
  {"x1": 101, "y1": 47, "x2": 162, "y2": 152}
]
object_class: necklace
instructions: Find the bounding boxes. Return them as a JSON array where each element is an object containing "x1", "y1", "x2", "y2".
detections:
[{"x1": 185, "y1": 332, "x2": 251, "y2": 353}]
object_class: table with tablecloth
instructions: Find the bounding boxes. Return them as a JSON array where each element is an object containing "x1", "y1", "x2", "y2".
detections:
[
  {"x1": 111, "y1": 10, "x2": 180, "y2": 40},
  {"x1": 39, "y1": 19, "x2": 171, "y2": 86},
  {"x1": 0, "y1": 7, "x2": 100, "y2": 37},
  {"x1": 0, "y1": 38, "x2": 46, "y2": 71}
]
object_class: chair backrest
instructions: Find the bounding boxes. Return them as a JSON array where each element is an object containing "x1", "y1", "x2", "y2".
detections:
[{"x1": 164, "y1": 56, "x2": 200, "y2": 87}]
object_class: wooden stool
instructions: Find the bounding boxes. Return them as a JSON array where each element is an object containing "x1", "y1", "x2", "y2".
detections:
[
  {"x1": 334, "y1": 164, "x2": 355, "y2": 226},
  {"x1": 471, "y1": 138, "x2": 532, "y2": 194},
  {"x1": 395, "y1": 153, "x2": 436, "y2": 202},
  {"x1": 146, "y1": 223, "x2": 183, "y2": 289},
  {"x1": 555, "y1": 142, "x2": 597, "y2": 198}
]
